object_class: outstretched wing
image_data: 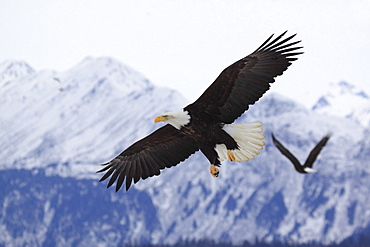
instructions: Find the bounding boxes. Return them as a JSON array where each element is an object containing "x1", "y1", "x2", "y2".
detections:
[
  {"x1": 272, "y1": 133, "x2": 303, "y2": 172},
  {"x1": 304, "y1": 133, "x2": 332, "y2": 168},
  {"x1": 97, "y1": 124, "x2": 199, "y2": 191},
  {"x1": 186, "y1": 31, "x2": 303, "y2": 123}
]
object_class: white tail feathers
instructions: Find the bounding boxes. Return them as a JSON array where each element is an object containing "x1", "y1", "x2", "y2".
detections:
[
  {"x1": 215, "y1": 121, "x2": 266, "y2": 162},
  {"x1": 303, "y1": 167, "x2": 317, "y2": 173}
]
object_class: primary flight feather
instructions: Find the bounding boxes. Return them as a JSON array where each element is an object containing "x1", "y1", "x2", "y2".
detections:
[{"x1": 98, "y1": 31, "x2": 303, "y2": 191}]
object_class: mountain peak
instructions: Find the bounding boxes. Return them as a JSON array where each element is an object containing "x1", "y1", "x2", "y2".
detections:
[
  {"x1": 64, "y1": 56, "x2": 152, "y2": 96},
  {"x1": 0, "y1": 60, "x2": 35, "y2": 83},
  {"x1": 0, "y1": 56, "x2": 185, "y2": 172},
  {"x1": 335, "y1": 81, "x2": 369, "y2": 99},
  {"x1": 312, "y1": 81, "x2": 370, "y2": 127}
]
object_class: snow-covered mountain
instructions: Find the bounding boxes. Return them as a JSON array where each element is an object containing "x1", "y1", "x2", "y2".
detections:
[
  {"x1": 312, "y1": 81, "x2": 370, "y2": 128},
  {"x1": 0, "y1": 58, "x2": 369, "y2": 246},
  {"x1": 0, "y1": 57, "x2": 186, "y2": 177},
  {"x1": 0, "y1": 60, "x2": 35, "y2": 84}
]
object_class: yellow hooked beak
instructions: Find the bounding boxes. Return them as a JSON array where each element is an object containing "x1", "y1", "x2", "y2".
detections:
[{"x1": 154, "y1": 115, "x2": 168, "y2": 123}]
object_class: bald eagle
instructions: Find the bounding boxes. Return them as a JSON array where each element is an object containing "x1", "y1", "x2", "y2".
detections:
[
  {"x1": 98, "y1": 31, "x2": 303, "y2": 191},
  {"x1": 272, "y1": 133, "x2": 332, "y2": 173}
]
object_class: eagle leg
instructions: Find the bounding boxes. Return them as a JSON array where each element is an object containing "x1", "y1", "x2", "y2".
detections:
[
  {"x1": 210, "y1": 164, "x2": 219, "y2": 177},
  {"x1": 227, "y1": 150, "x2": 236, "y2": 162}
]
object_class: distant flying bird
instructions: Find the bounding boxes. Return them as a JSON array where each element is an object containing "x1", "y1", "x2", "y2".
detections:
[
  {"x1": 271, "y1": 133, "x2": 332, "y2": 173},
  {"x1": 98, "y1": 31, "x2": 303, "y2": 191}
]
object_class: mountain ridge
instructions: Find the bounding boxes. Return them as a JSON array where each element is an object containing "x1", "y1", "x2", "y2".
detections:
[
  {"x1": 311, "y1": 81, "x2": 370, "y2": 127},
  {"x1": 0, "y1": 57, "x2": 369, "y2": 246}
]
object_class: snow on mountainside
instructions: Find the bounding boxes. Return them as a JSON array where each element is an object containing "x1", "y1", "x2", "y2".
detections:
[
  {"x1": 312, "y1": 81, "x2": 370, "y2": 127},
  {"x1": 0, "y1": 57, "x2": 187, "y2": 178},
  {"x1": 1, "y1": 58, "x2": 370, "y2": 246},
  {"x1": 0, "y1": 60, "x2": 35, "y2": 84},
  {"x1": 140, "y1": 94, "x2": 368, "y2": 245}
]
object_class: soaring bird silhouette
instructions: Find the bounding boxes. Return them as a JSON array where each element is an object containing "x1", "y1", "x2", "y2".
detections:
[{"x1": 271, "y1": 133, "x2": 331, "y2": 173}]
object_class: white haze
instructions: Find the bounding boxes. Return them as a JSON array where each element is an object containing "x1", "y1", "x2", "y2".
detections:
[{"x1": 0, "y1": 0, "x2": 369, "y2": 108}]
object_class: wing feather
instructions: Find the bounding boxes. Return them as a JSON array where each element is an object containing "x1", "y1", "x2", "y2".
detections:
[
  {"x1": 97, "y1": 124, "x2": 199, "y2": 191},
  {"x1": 148, "y1": 152, "x2": 164, "y2": 169},
  {"x1": 99, "y1": 165, "x2": 116, "y2": 182},
  {"x1": 272, "y1": 133, "x2": 303, "y2": 172},
  {"x1": 186, "y1": 32, "x2": 303, "y2": 123},
  {"x1": 116, "y1": 169, "x2": 126, "y2": 192},
  {"x1": 108, "y1": 168, "x2": 121, "y2": 188},
  {"x1": 132, "y1": 157, "x2": 142, "y2": 183},
  {"x1": 304, "y1": 133, "x2": 332, "y2": 168}
]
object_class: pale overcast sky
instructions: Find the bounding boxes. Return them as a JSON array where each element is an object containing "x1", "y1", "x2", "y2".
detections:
[{"x1": 1, "y1": 0, "x2": 369, "y2": 107}]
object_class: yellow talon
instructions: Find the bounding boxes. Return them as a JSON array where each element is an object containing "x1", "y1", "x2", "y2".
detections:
[
  {"x1": 210, "y1": 164, "x2": 219, "y2": 177},
  {"x1": 227, "y1": 150, "x2": 236, "y2": 161}
]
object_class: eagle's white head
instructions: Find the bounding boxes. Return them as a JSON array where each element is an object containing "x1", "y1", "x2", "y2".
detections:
[{"x1": 154, "y1": 109, "x2": 191, "y2": 130}]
